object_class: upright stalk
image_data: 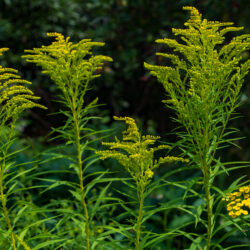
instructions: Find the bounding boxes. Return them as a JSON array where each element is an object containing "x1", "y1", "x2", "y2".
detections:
[
  {"x1": 135, "y1": 184, "x2": 145, "y2": 250},
  {"x1": 203, "y1": 161, "x2": 212, "y2": 250},
  {"x1": 72, "y1": 106, "x2": 90, "y2": 250},
  {"x1": 0, "y1": 169, "x2": 16, "y2": 250},
  {"x1": 202, "y1": 104, "x2": 213, "y2": 250},
  {"x1": 0, "y1": 130, "x2": 16, "y2": 250}
]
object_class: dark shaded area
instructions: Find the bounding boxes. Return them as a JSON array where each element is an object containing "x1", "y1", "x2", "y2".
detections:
[{"x1": 0, "y1": 0, "x2": 249, "y2": 139}]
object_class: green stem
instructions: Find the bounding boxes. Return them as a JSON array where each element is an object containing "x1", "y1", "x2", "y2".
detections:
[
  {"x1": 202, "y1": 91, "x2": 213, "y2": 250},
  {"x1": 0, "y1": 130, "x2": 17, "y2": 250},
  {"x1": 204, "y1": 168, "x2": 212, "y2": 250},
  {"x1": 72, "y1": 109, "x2": 90, "y2": 250},
  {"x1": 135, "y1": 185, "x2": 145, "y2": 250},
  {"x1": 202, "y1": 136, "x2": 213, "y2": 250},
  {"x1": 0, "y1": 171, "x2": 16, "y2": 250}
]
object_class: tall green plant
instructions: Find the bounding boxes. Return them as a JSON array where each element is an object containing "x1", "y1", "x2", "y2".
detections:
[
  {"x1": 23, "y1": 32, "x2": 112, "y2": 249},
  {"x1": 0, "y1": 47, "x2": 46, "y2": 249},
  {"x1": 96, "y1": 116, "x2": 188, "y2": 249},
  {"x1": 145, "y1": 6, "x2": 250, "y2": 250}
]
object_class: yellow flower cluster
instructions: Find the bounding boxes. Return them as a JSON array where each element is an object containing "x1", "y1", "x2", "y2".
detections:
[
  {"x1": 24, "y1": 32, "x2": 112, "y2": 85},
  {"x1": 0, "y1": 48, "x2": 46, "y2": 127},
  {"x1": 183, "y1": 6, "x2": 202, "y2": 26},
  {"x1": 0, "y1": 48, "x2": 9, "y2": 56},
  {"x1": 223, "y1": 185, "x2": 250, "y2": 218},
  {"x1": 23, "y1": 32, "x2": 112, "y2": 112},
  {"x1": 96, "y1": 116, "x2": 188, "y2": 185},
  {"x1": 144, "y1": 6, "x2": 249, "y2": 125},
  {"x1": 145, "y1": 169, "x2": 154, "y2": 179}
]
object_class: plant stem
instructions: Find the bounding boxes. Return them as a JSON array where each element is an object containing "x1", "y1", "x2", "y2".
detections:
[
  {"x1": 202, "y1": 94, "x2": 213, "y2": 250},
  {"x1": 204, "y1": 167, "x2": 212, "y2": 250},
  {"x1": 135, "y1": 185, "x2": 145, "y2": 250},
  {"x1": 72, "y1": 108, "x2": 90, "y2": 250},
  {"x1": 0, "y1": 183, "x2": 16, "y2": 249},
  {"x1": 0, "y1": 153, "x2": 16, "y2": 249}
]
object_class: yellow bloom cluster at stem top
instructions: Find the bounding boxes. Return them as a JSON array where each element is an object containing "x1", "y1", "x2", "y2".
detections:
[
  {"x1": 96, "y1": 116, "x2": 188, "y2": 185},
  {"x1": 223, "y1": 185, "x2": 250, "y2": 218}
]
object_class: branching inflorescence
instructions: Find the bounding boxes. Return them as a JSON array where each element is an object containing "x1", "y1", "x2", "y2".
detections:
[
  {"x1": 145, "y1": 7, "x2": 250, "y2": 154},
  {"x1": 0, "y1": 48, "x2": 46, "y2": 128},
  {"x1": 23, "y1": 32, "x2": 112, "y2": 118},
  {"x1": 97, "y1": 116, "x2": 188, "y2": 186}
]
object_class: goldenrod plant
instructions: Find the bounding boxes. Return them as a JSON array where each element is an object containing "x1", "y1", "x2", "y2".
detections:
[
  {"x1": 145, "y1": 6, "x2": 250, "y2": 250},
  {"x1": 96, "y1": 116, "x2": 188, "y2": 249},
  {"x1": 23, "y1": 33, "x2": 112, "y2": 249},
  {"x1": 0, "y1": 48, "x2": 46, "y2": 249}
]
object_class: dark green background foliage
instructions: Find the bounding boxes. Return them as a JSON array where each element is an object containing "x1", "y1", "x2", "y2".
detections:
[
  {"x1": 0, "y1": 0, "x2": 249, "y2": 138},
  {"x1": 0, "y1": 0, "x2": 249, "y2": 248}
]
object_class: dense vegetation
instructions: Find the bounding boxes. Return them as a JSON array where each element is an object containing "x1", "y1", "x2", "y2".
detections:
[{"x1": 0, "y1": 1, "x2": 249, "y2": 249}]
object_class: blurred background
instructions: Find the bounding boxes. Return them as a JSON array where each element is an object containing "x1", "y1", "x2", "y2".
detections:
[
  {"x1": 0, "y1": 0, "x2": 249, "y2": 248},
  {"x1": 0, "y1": 0, "x2": 249, "y2": 154},
  {"x1": 0, "y1": 0, "x2": 249, "y2": 159}
]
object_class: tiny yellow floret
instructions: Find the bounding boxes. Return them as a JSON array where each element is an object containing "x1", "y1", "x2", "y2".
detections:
[{"x1": 145, "y1": 169, "x2": 154, "y2": 179}]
